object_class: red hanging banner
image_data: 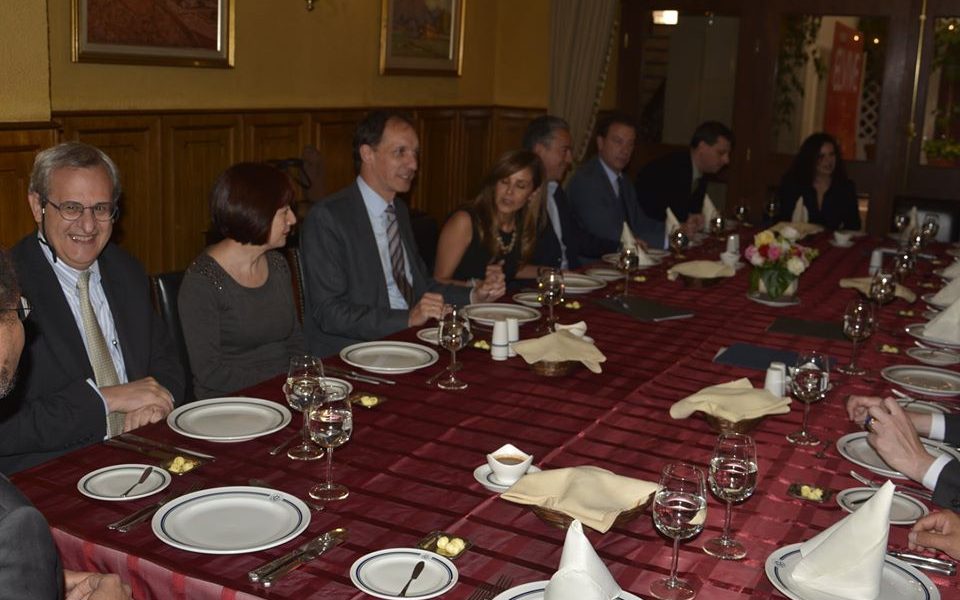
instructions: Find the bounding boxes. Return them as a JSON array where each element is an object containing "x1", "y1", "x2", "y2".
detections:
[{"x1": 823, "y1": 22, "x2": 864, "y2": 159}]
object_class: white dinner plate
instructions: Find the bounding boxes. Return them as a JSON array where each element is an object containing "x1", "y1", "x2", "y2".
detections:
[
  {"x1": 472, "y1": 463, "x2": 542, "y2": 493},
  {"x1": 350, "y1": 548, "x2": 457, "y2": 600},
  {"x1": 601, "y1": 253, "x2": 660, "y2": 269},
  {"x1": 584, "y1": 267, "x2": 623, "y2": 281},
  {"x1": 765, "y1": 543, "x2": 939, "y2": 600},
  {"x1": 341, "y1": 341, "x2": 439, "y2": 374},
  {"x1": 836, "y1": 487, "x2": 929, "y2": 525},
  {"x1": 167, "y1": 397, "x2": 291, "y2": 443},
  {"x1": 921, "y1": 293, "x2": 951, "y2": 311},
  {"x1": 512, "y1": 292, "x2": 542, "y2": 308},
  {"x1": 836, "y1": 431, "x2": 960, "y2": 479},
  {"x1": 560, "y1": 273, "x2": 606, "y2": 294},
  {"x1": 151, "y1": 486, "x2": 310, "y2": 554},
  {"x1": 905, "y1": 323, "x2": 960, "y2": 349},
  {"x1": 492, "y1": 581, "x2": 644, "y2": 600},
  {"x1": 881, "y1": 364, "x2": 960, "y2": 397},
  {"x1": 461, "y1": 304, "x2": 541, "y2": 326},
  {"x1": 746, "y1": 291, "x2": 800, "y2": 307},
  {"x1": 77, "y1": 463, "x2": 171, "y2": 501}
]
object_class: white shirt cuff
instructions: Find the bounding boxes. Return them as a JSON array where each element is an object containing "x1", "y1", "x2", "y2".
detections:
[
  {"x1": 922, "y1": 454, "x2": 954, "y2": 491},
  {"x1": 929, "y1": 413, "x2": 946, "y2": 440},
  {"x1": 85, "y1": 378, "x2": 111, "y2": 441}
]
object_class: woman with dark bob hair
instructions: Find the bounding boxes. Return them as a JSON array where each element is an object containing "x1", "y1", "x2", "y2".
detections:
[
  {"x1": 178, "y1": 163, "x2": 304, "y2": 399},
  {"x1": 434, "y1": 149, "x2": 544, "y2": 286},
  {"x1": 776, "y1": 132, "x2": 860, "y2": 230}
]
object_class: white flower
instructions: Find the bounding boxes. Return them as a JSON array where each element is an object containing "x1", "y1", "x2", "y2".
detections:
[
  {"x1": 786, "y1": 256, "x2": 806, "y2": 275},
  {"x1": 781, "y1": 226, "x2": 799, "y2": 241},
  {"x1": 748, "y1": 252, "x2": 765, "y2": 267}
]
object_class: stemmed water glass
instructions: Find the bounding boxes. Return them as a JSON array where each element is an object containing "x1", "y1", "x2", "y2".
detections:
[
  {"x1": 734, "y1": 204, "x2": 748, "y2": 226},
  {"x1": 786, "y1": 351, "x2": 829, "y2": 446},
  {"x1": 436, "y1": 305, "x2": 470, "y2": 390},
  {"x1": 703, "y1": 433, "x2": 758, "y2": 561},
  {"x1": 308, "y1": 383, "x2": 353, "y2": 501},
  {"x1": 893, "y1": 213, "x2": 909, "y2": 236},
  {"x1": 537, "y1": 268, "x2": 565, "y2": 332},
  {"x1": 869, "y1": 270, "x2": 896, "y2": 334},
  {"x1": 765, "y1": 199, "x2": 779, "y2": 223},
  {"x1": 283, "y1": 355, "x2": 325, "y2": 461},
  {"x1": 922, "y1": 214, "x2": 941, "y2": 244},
  {"x1": 838, "y1": 299, "x2": 876, "y2": 376},
  {"x1": 669, "y1": 228, "x2": 689, "y2": 260},
  {"x1": 617, "y1": 242, "x2": 641, "y2": 300},
  {"x1": 892, "y1": 249, "x2": 915, "y2": 283},
  {"x1": 651, "y1": 462, "x2": 707, "y2": 600},
  {"x1": 709, "y1": 216, "x2": 725, "y2": 239}
]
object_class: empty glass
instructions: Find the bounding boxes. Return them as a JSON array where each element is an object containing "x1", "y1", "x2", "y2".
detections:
[
  {"x1": 703, "y1": 433, "x2": 757, "y2": 560},
  {"x1": 536, "y1": 268, "x2": 565, "y2": 332},
  {"x1": 734, "y1": 204, "x2": 748, "y2": 225},
  {"x1": 838, "y1": 299, "x2": 876, "y2": 376},
  {"x1": 893, "y1": 213, "x2": 909, "y2": 234},
  {"x1": 786, "y1": 351, "x2": 829, "y2": 446},
  {"x1": 669, "y1": 228, "x2": 689, "y2": 260},
  {"x1": 436, "y1": 305, "x2": 470, "y2": 390},
  {"x1": 283, "y1": 355, "x2": 325, "y2": 461},
  {"x1": 617, "y1": 242, "x2": 641, "y2": 299},
  {"x1": 651, "y1": 462, "x2": 707, "y2": 600},
  {"x1": 765, "y1": 199, "x2": 779, "y2": 223},
  {"x1": 709, "y1": 216, "x2": 725, "y2": 238},
  {"x1": 922, "y1": 214, "x2": 941, "y2": 243},
  {"x1": 308, "y1": 383, "x2": 353, "y2": 501}
]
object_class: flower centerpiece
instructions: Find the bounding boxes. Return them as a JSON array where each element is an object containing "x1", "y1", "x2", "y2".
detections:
[{"x1": 744, "y1": 229, "x2": 818, "y2": 298}]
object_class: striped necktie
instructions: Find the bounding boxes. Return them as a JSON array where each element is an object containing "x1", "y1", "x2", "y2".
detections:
[
  {"x1": 385, "y1": 204, "x2": 414, "y2": 306},
  {"x1": 77, "y1": 270, "x2": 125, "y2": 436}
]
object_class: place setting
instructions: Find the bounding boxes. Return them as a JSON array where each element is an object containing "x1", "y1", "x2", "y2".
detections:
[
  {"x1": 340, "y1": 340, "x2": 440, "y2": 375},
  {"x1": 78, "y1": 463, "x2": 171, "y2": 501}
]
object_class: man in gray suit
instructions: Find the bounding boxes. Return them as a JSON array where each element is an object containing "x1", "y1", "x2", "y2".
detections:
[
  {"x1": 301, "y1": 110, "x2": 505, "y2": 357},
  {"x1": 567, "y1": 112, "x2": 664, "y2": 252}
]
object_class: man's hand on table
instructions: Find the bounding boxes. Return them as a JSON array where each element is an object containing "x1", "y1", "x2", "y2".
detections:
[
  {"x1": 64, "y1": 570, "x2": 131, "y2": 600},
  {"x1": 470, "y1": 264, "x2": 505, "y2": 303},
  {"x1": 846, "y1": 395, "x2": 935, "y2": 482},
  {"x1": 101, "y1": 377, "x2": 175, "y2": 416},
  {"x1": 123, "y1": 404, "x2": 167, "y2": 432},
  {"x1": 684, "y1": 214, "x2": 704, "y2": 235},
  {"x1": 408, "y1": 292, "x2": 445, "y2": 327},
  {"x1": 910, "y1": 511, "x2": 960, "y2": 560}
]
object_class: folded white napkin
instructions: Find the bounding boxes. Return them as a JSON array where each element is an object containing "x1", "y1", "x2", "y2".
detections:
[
  {"x1": 838, "y1": 277, "x2": 917, "y2": 303},
  {"x1": 932, "y1": 276, "x2": 960, "y2": 306},
  {"x1": 702, "y1": 195, "x2": 718, "y2": 232},
  {"x1": 909, "y1": 206, "x2": 918, "y2": 232},
  {"x1": 942, "y1": 260, "x2": 960, "y2": 279},
  {"x1": 791, "y1": 197, "x2": 808, "y2": 223},
  {"x1": 791, "y1": 481, "x2": 894, "y2": 600},
  {"x1": 924, "y1": 297, "x2": 960, "y2": 344},
  {"x1": 556, "y1": 321, "x2": 588, "y2": 337},
  {"x1": 666, "y1": 207, "x2": 680, "y2": 233},
  {"x1": 667, "y1": 260, "x2": 735, "y2": 281},
  {"x1": 670, "y1": 378, "x2": 791, "y2": 422},
  {"x1": 501, "y1": 466, "x2": 658, "y2": 533},
  {"x1": 620, "y1": 222, "x2": 636, "y2": 249},
  {"x1": 512, "y1": 330, "x2": 606, "y2": 373},
  {"x1": 544, "y1": 520, "x2": 621, "y2": 600}
]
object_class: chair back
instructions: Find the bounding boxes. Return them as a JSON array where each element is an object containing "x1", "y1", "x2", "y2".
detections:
[
  {"x1": 283, "y1": 247, "x2": 306, "y2": 325},
  {"x1": 149, "y1": 271, "x2": 194, "y2": 402}
]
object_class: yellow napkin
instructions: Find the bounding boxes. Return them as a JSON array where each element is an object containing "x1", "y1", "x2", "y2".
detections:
[
  {"x1": 791, "y1": 197, "x2": 809, "y2": 223},
  {"x1": 501, "y1": 466, "x2": 658, "y2": 533},
  {"x1": 670, "y1": 378, "x2": 791, "y2": 422},
  {"x1": 702, "y1": 195, "x2": 718, "y2": 232},
  {"x1": 941, "y1": 260, "x2": 960, "y2": 279},
  {"x1": 792, "y1": 481, "x2": 894, "y2": 599},
  {"x1": 512, "y1": 330, "x2": 606, "y2": 373},
  {"x1": 769, "y1": 221, "x2": 824, "y2": 239},
  {"x1": 932, "y1": 276, "x2": 960, "y2": 306},
  {"x1": 838, "y1": 277, "x2": 916, "y2": 303},
  {"x1": 924, "y1": 298, "x2": 960, "y2": 344},
  {"x1": 544, "y1": 520, "x2": 621, "y2": 600},
  {"x1": 667, "y1": 260, "x2": 735, "y2": 281}
]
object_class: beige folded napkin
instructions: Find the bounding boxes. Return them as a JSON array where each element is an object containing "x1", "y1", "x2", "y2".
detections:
[
  {"x1": 791, "y1": 197, "x2": 809, "y2": 223},
  {"x1": 501, "y1": 466, "x2": 658, "y2": 533},
  {"x1": 667, "y1": 260, "x2": 735, "y2": 281},
  {"x1": 556, "y1": 321, "x2": 588, "y2": 337},
  {"x1": 924, "y1": 297, "x2": 960, "y2": 344},
  {"x1": 666, "y1": 207, "x2": 680, "y2": 234},
  {"x1": 791, "y1": 481, "x2": 894, "y2": 599},
  {"x1": 544, "y1": 520, "x2": 621, "y2": 600},
  {"x1": 769, "y1": 221, "x2": 824, "y2": 239},
  {"x1": 512, "y1": 330, "x2": 606, "y2": 373},
  {"x1": 909, "y1": 205, "x2": 918, "y2": 232},
  {"x1": 620, "y1": 222, "x2": 636, "y2": 249},
  {"x1": 838, "y1": 277, "x2": 917, "y2": 303},
  {"x1": 702, "y1": 195, "x2": 718, "y2": 232},
  {"x1": 942, "y1": 260, "x2": 960, "y2": 279},
  {"x1": 670, "y1": 378, "x2": 791, "y2": 422},
  {"x1": 932, "y1": 276, "x2": 960, "y2": 306},
  {"x1": 620, "y1": 223, "x2": 656, "y2": 265}
]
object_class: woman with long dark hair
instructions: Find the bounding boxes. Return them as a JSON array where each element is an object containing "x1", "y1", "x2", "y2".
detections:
[{"x1": 777, "y1": 132, "x2": 860, "y2": 230}]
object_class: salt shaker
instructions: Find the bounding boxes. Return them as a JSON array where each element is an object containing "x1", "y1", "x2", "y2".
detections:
[{"x1": 506, "y1": 317, "x2": 519, "y2": 357}]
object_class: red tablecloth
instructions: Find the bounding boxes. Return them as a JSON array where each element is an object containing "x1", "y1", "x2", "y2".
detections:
[{"x1": 13, "y1": 232, "x2": 960, "y2": 599}]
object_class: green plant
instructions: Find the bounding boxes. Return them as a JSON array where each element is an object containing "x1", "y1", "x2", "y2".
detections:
[
  {"x1": 773, "y1": 16, "x2": 826, "y2": 138},
  {"x1": 922, "y1": 137, "x2": 960, "y2": 160}
]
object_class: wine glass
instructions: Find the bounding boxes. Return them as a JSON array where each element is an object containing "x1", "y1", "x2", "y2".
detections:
[
  {"x1": 786, "y1": 351, "x2": 829, "y2": 446},
  {"x1": 537, "y1": 268, "x2": 565, "y2": 331},
  {"x1": 922, "y1": 214, "x2": 941, "y2": 243},
  {"x1": 283, "y1": 355, "x2": 325, "y2": 461},
  {"x1": 617, "y1": 242, "x2": 641, "y2": 300},
  {"x1": 669, "y1": 228, "x2": 689, "y2": 260},
  {"x1": 893, "y1": 213, "x2": 909, "y2": 235},
  {"x1": 907, "y1": 228, "x2": 924, "y2": 253},
  {"x1": 765, "y1": 199, "x2": 779, "y2": 223},
  {"x1": 651, "y1": 462, "x2": 707, "y2": 600},
  {"x1": 703, "y1": 433, "x2": 758, "y2": 561},
  {"x1": 837, "y1": 299, "x2": 875, "y2": 376},
  {"x1": 892, "y1": 249, "x2": 915, "y2": 283},
  {"x1": 709, "y1": 216, "x2": 725, "y2": 239},
  {"x1": 436, "y1": 305, "x2": 470, "y2": 390},
  {"x1": 308, "y1": 383, "x2": 353, "y2": 501},
  {"x1": 869, "y1": 270, "x2": 896, "y2": 334},
  {"x1": 734, "y1": 203, "x2": 748, "y2": 225}
]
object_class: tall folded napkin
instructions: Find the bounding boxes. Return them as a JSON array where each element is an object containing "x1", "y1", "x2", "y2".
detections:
[
  {"x1": 924, "y1": 297, "x2": 960, "y2": 344},
  {"x1": 932, "y1": 276, "x2": 960, "y2": 306},
  {"x1": 544, "y1": 520, "x2": 621, "y2": 600},
  {"x1": 666, "y1": 207, "x2": 681, "y2": 235},
  {"x1": 909, "y1": 205, "x2": 918, "y2": 232},
  {"x1": 669, "y1": 378, "x2": 791, "y2": 422},
  {"x1": 791, "y1": 481, "x2": 895, "y2": 600},
  {"x1": 620, "y1": 223, "x2": 656, "y2": 265},
  {"x1": 769, "y1": 221, "x2": 824, "y2": 239},
  {"x1": 512, "y1": 330, "x2": 606, "y2": 373},
  {"x1": 791, "y1": 197, "x2": 809, "y2": 223},
  {"x1": 942, "y1": 260, "x2": 960, "y2": 279},
  {"x1": 667, "y1": 260, "x2": 735, "y2": 281},
  {"x1": 501, "y1": 466, "x2": 658, "y2": 533},
  {"x1": 620, "y1": 222, "x2": 636, "y2": 249},
  {"x1": 702, "y1": 194, "x2": 718, "y2": 232},
  {"x1": 839, "y1": 277, "x2": 917, "y2": 303}
]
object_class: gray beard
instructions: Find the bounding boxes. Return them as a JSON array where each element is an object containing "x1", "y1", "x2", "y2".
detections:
[{"x1": 0, "y1": 366, "x2": 16, "y2": 399}]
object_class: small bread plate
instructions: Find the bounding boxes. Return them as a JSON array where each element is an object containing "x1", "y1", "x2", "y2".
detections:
[
  {"x1": 560, "y1": 273, "x2": 606, "y2": 294},
  {"x1": 77, "y1": 464, "x2": 171, "y2": 501},
  {"x1": 461, "y1": 303, "x2": 540, "y2": 326},
  {"x1": 341, "y1": 341, "x2": 439, "y2": 374},
  {"x1": 837, "y1": 431, "x2": 960, "y2": 479},
  {"x1": 512, "y1": 292, "x2": 542, "y2": 308},
  {"x1": 905, "y1": 323, "x2": 960, "y2": 350},
  {"x1": 746, "y1": 291, "x2": 800, "y2": 307},
  {"x1": 881, "y1": 364, "x2": 960, "y2": 398},
  {"x1": 167, "y1": 397, "x2": 291, "y2": 443},
  {"x1": 765, "y1": 543, "x2": 939, "y2": 600},
  {"x1": 491, "y1": 581, "x2": 644, "y2": 600},
  {"x1": 921, "y1": 293, "x2": 951, "y2": 311},
  {"x1": 836, "y1": 487, "x2": 929, "y2": 525},
  {"x1": 473, "y1": 463, "x2": 542, "y2": 493},
  {"x1": 350, "y1": 548, "x2": 457, "y2": 600},
  {"x1": 906, "y1": 347, "x2": 960, "y2": 367},
  {"x1": 584, "y1": 267, "x2": 623, "y2": 281}
]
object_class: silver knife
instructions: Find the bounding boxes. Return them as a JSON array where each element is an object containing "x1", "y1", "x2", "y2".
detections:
[
  {"x1": 120, "y1": 433, "x2": 216, "y2": 461},
  {"x1": 326, "y1": 367, "x2": 395, "y2": 385},
  {"x1": 888, "y1": 551, "x2": 957, "y2": 575},
  {"x1": 249, "y1": 527, "x2": 347, "y2": 584}
]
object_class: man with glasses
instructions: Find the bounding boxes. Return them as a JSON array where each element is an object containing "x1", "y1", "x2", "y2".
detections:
[{"x1": 5, "y1": 142, "x2": 183, "y2": 474}]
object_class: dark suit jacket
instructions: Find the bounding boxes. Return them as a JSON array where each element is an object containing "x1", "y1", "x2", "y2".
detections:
[
  {"x1": 531, "y1": 186, "x2": 618, "y2": 269},
  {"x1": 567, "y1": 156, "x2": 665, "y2": 252},
  {"x1": 635, "y1": 149, "x2": 707, "y2": 223},
  {"x1": 775, "y1": 176, "x2": 860, "y2": 231},
  {"x1": 0, "y1": 476, "x2": 62, "y2": 599},
  {"x1": 301, "y1": 182, "x2": 470, "y2": 358},
  {"x1": 4, "y1": 236, "x2": 184, "y2": 474},
  {"x1": 934, "y1": 414, "x2": 960, "y2": 510}
]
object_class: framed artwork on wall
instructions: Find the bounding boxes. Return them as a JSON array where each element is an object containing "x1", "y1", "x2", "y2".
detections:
[
  {"x1": 379, "y1": 0, "x2": 465, "y2": 76},
  {"x1": 72, "y1": 0, "x2": 234, "y2": 68}
]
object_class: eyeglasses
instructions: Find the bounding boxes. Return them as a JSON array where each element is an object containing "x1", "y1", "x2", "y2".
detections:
[
  {"x1": 44, "y1": 198, "x2": 117, "y2": 222},
  {"x1": 1, "y1": 297, "x2": 31, "y2": 321}
]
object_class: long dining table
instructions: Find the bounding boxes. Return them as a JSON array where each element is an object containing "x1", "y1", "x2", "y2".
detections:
[{"x1": 12, "y1": 228, "x2": 960, "y2": 600}]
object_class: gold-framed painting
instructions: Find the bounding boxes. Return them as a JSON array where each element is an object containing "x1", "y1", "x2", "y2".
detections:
[
  {"x1": 379, "y1": 0, "x2": 465, "y2": 76},
  {"x1": 72, "y1": 0, "x2": 234, "y2": 68}
]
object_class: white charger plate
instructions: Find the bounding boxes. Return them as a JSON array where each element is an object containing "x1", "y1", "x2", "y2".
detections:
[
  {"x1": 350, "y1": 549, "x2": 457, "y2": 600},
  {"x1": 905, "y1": 324, "x2": 960, "y2": 350},
  {"x1": 461, "y1": 304, "x2": 540, "y2": 326},
  {"x1": 167, "y1": 397, "x2": 291, "y2": 442},
  {"x1": 492, "y1": 581, "x2": 643, "y2": 600},
  {"x1": 765, "y1": 543, "x2": 939, "y2": 600},
  {"x1": 341, "y1": 341, "x2": 439, "y2": 374},
  {"x1": 559, "y1": 273, "x2": 606, "y2": 294},
  {"x1": 77, "y1": 463, "x2": 171, "y2": 501},
  {"x1": 836, "y1": 487, "x2": 929, "y2": 525},
  {"x1": 472, "y1": 464, "x2": 542, "y2": 493},
  {"x1": 836, "y1": 431, "x2": 960, "y2": 478},
  {"x1": 152, "y1": 486, "x2": 310, "y2": 554},
  {"x1": 881, "y1": 364, "x2": 960, "y2": 397}
]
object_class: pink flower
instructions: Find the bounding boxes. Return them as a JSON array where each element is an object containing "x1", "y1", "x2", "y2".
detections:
[{"x1": 767, "y1": 244, "x2": 782, "y2": 261}]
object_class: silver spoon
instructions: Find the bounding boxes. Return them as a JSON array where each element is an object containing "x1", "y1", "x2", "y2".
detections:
[{"x1": 120, "y1": 466, "x2": 154, "y2": 497}]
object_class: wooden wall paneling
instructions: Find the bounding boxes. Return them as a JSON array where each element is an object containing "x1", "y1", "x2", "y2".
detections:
[
  {"x1": 310, "y1": 110, "x2": 367, "y2": 199},
  {"x1": 459, "y1": 108, "x2": 493, "y2": 200},
  {"x1": 414, "y1": 109, "x2": 460, "y2": 223},
  {"x1": 60, "y1": 115, "x2": 163, "y2": 272},
  {"x1": 491, "y1": 107, "x2": 543, "y2": 162},
  {"x1": 242, "y1": 112, "x2": 310, "y2": 163},
  {"x1": 0, "y1": 127, "x2": 59, "y2": 251},
  {"x1": 162, "y1": 113, "x2": 241, "y2": 271}
]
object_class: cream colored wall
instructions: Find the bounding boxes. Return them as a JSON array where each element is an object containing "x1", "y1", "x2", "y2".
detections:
[{"x1": 0, "y1": 3, "x2": 51, "y2": 121}]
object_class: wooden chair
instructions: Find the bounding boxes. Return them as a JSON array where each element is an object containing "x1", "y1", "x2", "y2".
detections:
[{"x1": 149, "y1": 271, "x2": 195, "y2": 403}]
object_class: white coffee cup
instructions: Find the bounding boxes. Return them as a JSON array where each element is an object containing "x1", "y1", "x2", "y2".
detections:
[
  {"x1": 486, "y1": 443, "x2": 533, "y2": 486},
  {"x1": 720, "y1": 251, "x2": 740, "y2": 268},
  {"x1": 765, "y1": 361, "x2": 787, "y2": 397},
  {"x1": 506, "y1": 317, "x2": 519, "y2": 357},
  {"x1": 491, "y1": 320, "x2": 509, "y2": 361},
  {"x1": 833, "y1": 231, "x2": 853, "y2": 245}
]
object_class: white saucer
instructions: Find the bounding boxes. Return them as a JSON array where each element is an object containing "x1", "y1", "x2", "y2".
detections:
[
  {"x1": 77, "y1": 463, "x2": 171, "y2": 501},
  {"x1": 473, "y1": 463, "x2": 542, "y2": 492},
  {"x1": 836, "y1": 487, "x2": 929, "y2": 525}
]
